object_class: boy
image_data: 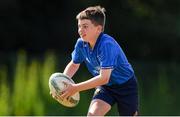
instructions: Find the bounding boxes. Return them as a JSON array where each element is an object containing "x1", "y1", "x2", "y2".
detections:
[{"x1": 52, "y1": 6, "x2": 139, "y2": 116}]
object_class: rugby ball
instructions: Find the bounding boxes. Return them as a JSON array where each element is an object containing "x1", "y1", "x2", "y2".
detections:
[{"x1": 49, "y1": 73, "x2": 80, "y2": 107}]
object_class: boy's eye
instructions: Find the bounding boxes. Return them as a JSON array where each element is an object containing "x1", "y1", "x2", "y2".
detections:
[
  {"x1": 83, "y1": 25, "x2": 88, "y2": 29},
  {"x1": 78, "y1": 24, "x2": 88, "y2": 30}
]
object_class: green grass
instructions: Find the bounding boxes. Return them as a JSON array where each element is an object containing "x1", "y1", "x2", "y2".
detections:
[
  {"x1": 0, "y1": 65, "x2": 10, "y2": 115},
  {"x1": 0, "y1": 50, "x2": 180, "y2": 115},
  {"x1": 0, "y1": 50, "x2": 57, "y2": 115}
]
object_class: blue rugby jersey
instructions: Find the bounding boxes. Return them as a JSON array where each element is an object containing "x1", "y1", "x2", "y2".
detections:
[{"x1": 71, "y1": 33, "x2": 134, "y2": 86}]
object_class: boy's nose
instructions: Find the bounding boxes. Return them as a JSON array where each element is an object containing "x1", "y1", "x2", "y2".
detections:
[
  {"x1": 79, "y1": 27, "x2": 83, "y2": 32},
  {"x1": 78, "y1": 28, "x2": 84, "y2": 34}
]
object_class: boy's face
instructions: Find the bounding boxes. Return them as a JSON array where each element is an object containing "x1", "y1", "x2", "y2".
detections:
[{"x1": 78, "y1": 19, "x2": 101, "y2": 42}]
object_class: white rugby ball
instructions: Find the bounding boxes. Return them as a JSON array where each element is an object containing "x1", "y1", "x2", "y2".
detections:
[{"x1": 49, "y1": 73, "x2": 80, "y2": 107}]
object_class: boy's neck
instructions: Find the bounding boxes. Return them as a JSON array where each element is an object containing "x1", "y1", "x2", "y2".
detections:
[{"x1": 89, "y1": 32, "x2": 102, "y2": 49}]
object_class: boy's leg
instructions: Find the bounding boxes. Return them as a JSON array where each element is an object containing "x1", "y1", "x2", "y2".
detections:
[
  {"x1": 87, "y1": 87, "x2": 115, "y2": 116},
  {"x1": 87, "y1": 99, "x2": 111, "y2": 116},
  {"x1": 116, "y1": 93, "x2": 138, "y2": 116},
  {"x1": 114, "y1": 77, "x2": 139, "y2": 116}
]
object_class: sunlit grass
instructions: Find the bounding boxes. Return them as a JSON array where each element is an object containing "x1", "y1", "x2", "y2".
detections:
[
  {"x1": 41, "y1": 50, "x2": 56, "y2": 96},
  {"x1": 12, "y1": 50, "x2": 27, "y2": 115},
  {"x1": 6, "y1": 50, "x2": 57, "y2": 115}
]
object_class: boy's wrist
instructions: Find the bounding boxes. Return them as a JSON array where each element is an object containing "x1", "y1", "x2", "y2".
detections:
[{"x1": 74, "y1": 83, "x2": 80, "y2": 92}]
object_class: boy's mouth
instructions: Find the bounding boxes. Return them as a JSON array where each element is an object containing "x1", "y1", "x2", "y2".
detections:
[{"x1": 80, "y1": 34, "x2": 86, "y2": 38}]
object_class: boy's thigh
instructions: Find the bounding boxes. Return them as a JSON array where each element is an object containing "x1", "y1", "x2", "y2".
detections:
[
  {"x1": 88, "y1": 87, "x2": 115, "y2": 116},
  {"x1": 87, "y1": 99, "x2": 111, "y2": 116},
  {"x1": 116, "y1": 93, "x2": 138, "y2": 116},
  {"x1": 90, "y1": 77, "x2": 139, "y2": 116},
  {"x1": 104, "y1": 77, "x2": 139, "y2": 116},
  {"x1": 112, "y1": 78, "x2": 139, "y2": 115}
]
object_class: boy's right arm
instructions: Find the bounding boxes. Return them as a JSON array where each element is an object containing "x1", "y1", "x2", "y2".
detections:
[{"x1": 63, "y1": 60, "x2": 80, "y2": 78}]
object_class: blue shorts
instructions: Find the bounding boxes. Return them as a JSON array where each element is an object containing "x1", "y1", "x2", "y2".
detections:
[{"x1": 92, "y1": 75, "x2": 139, "y2": 116}]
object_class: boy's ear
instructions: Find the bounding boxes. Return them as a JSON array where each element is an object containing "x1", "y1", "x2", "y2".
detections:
[{"x1": 97, "y1": 25, "x2": 103, "y2": 32}]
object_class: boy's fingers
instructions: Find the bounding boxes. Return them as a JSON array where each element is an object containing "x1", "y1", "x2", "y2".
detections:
[
  {"x1": 54, "y1": 95, "x2": 58, "y2": 100},
  {"x1": 50, "y1": 91, "x2": 58, "y2": 100},
  {"x1": 62, "y1": 81, "x2": 69, "y2": 88}
]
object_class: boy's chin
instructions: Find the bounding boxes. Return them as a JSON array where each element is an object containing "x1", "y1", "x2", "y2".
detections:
[{"x1": 81, "y1": 37, "x2": 88, "y2": 42}]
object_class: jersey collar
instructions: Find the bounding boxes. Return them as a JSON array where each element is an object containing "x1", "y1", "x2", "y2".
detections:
[
  {"x1": 82, "y1": 32, "x2": 103, "y2": 50},
  {"x1": 93, "y1": 32, "x2": 103, "y2": 50}
]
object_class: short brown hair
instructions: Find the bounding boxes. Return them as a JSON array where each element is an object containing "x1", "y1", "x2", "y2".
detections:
[{"x1": 76, "y1": 6, "x2": 106, "y2": 31}]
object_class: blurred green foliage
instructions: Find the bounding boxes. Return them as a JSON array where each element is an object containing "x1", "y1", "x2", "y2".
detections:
[
  {"x1": 1, "y1": 0, "x2": 180, "y2": 61},
  {"x1": 0, "y1": 50, "x2": 180, "y2": 115}
]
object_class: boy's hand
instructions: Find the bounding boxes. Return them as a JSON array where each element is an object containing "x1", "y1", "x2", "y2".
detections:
[
  {"x1": 60, "y1": 81, "x2": 78, "y2": 100},
  {"x1": 50, "y1": 91, "x2": 62, "y2": 101},
  {"x1": 50, "y1": 82, "x2": 78, "y2": 101},
  {"x1": 50, "y1": 91, "x2": 57, "y2": 100}
]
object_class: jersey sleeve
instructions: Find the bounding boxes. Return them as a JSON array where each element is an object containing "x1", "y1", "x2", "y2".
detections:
[
  {"x1": 97, "y1": 41, "x2": 118, "y2": 69},
  {"x1": 71, "y1": 39, "x2": 85, "y2": 64}
]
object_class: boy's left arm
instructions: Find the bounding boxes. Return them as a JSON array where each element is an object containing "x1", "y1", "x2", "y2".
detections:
[{"x1": 60, "y1": 68, "x2": 112, "y2": 99}]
